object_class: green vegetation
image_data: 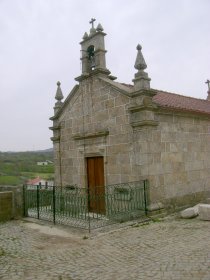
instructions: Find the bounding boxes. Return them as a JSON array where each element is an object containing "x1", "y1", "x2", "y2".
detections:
[
  {"x1": 0, "y1": 150, "x2": 54, "y2": 186},
  {"x1": 83, "y1": 236, "x2": 89, "y2": 240},
  {"x1": 0, "y1": 247, "x2": 6, "y2": 256},
  {"x1": 0, "y1": 176, "x2": 23, "y2": 185}
]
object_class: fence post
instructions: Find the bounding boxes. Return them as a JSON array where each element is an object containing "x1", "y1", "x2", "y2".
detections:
[
  {"x1": 37, "y1": 184, "x2": 40, "y2": 219},
  {"x1": 23, "y1": 185, "x2": 26, "y2": 217},
  {"x1": 143, "y1": 180, "x2": 148, "y2": 216},
  {"x1": 53, "y1": 185, "x2": 56, "y2": 224},
  {"x1": 87, "y1": 188, "x2": 91, "y2": 233}
]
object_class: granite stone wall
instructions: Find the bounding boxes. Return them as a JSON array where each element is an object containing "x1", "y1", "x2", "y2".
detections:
[
  {"x1": 133, "y1": 112, "x2": 210, "y2": 212},
  {"x1": 0, "y1": 186, "x2": 23, "y2": 221},
  {"x1": 53, "y1": 77, "x2": 135, "y2": 187},
  {"x1": 52, "y1": 77, "x2": 210, "y2": 212}
]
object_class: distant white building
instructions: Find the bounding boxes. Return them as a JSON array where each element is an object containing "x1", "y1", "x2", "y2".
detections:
[
  {"x1": 37, "y1": 160, "x2": 53, "y2": 166},
  {"x1": 37, "y1": 162, "x2": 48, "y2": 166}
]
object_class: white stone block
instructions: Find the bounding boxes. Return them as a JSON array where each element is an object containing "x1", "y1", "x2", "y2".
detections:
[
  {"x1": 198, "y1": 204, "x2": 210, "y2": 221},
  {"x1": 180, "y1": 207, "x2": 198, "y2": 219},
  {"x1": 193, "y1": 204, "x2": 200, "y2": 215},
  {"x1": 204, "y1": 198, "x2": 210, "y2": 204}
]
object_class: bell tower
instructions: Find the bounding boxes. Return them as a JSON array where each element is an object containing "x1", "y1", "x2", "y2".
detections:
[{"x1": 75, "y1": 19, "x2": 111, "y2": 81}]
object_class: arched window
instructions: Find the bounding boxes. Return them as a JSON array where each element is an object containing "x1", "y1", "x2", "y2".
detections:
[{"x1": 87, "y1": 45, "x2": 95, "y2": 69}]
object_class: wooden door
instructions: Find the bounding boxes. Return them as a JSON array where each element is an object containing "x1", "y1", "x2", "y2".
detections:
[{"x1": 87, "y1": 157, "x2": 105, "y2": 214}]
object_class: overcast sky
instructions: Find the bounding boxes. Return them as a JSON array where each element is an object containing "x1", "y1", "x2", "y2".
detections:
[{"x1": 0, "y1": 0, "x2": 209, "y2": 152}]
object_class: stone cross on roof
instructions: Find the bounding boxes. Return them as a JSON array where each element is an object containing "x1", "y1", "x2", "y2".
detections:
[
  {"x1": 89, "y1": 18, "x2": 96, "y2": 28},
  {"x1": 205, "y1": 79, "x2": 210, "y2": 91}
]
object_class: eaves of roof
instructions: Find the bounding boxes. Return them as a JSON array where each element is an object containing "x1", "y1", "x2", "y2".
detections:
[{"x1": 153, "y1": 90, "x2": 210, "y2": 116}]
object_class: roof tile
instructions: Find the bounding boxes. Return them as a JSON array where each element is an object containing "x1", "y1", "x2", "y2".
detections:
[
  {"x1": 120, "y1": 83, "x2": 210, "y2": 115},
  {"x1": 153, "y1": 90, "x2": 210, "y2": 115}
]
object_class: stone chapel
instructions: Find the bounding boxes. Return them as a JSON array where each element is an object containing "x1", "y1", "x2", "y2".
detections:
[{"x1": 50, "y1": 20, "x2": 210, "y2": 214}]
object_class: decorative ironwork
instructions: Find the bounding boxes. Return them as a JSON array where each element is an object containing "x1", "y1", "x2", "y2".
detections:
[{"x1": 23, "y1": 180, "x2": 148, "y2": 232}]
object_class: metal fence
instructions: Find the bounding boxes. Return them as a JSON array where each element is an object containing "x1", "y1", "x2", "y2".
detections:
[{"x1": 23, "y1": 180, "x2": 148, "y2": 232}]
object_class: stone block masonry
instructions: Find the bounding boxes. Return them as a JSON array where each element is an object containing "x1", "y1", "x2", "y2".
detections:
[
  {"x1": 52, "y1": 77, "x2": 210, "y2": 212},
  {"x1": 50, "y1": 21, "x2": 210, "y2": 213},
  {"x1": 0, "y1": 186, "x2": 23, "y2": 221}
]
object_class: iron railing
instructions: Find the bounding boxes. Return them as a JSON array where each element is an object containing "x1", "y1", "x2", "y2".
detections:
[{"x1": 23, "y1": 180, "x2": 148, "y2": 232}]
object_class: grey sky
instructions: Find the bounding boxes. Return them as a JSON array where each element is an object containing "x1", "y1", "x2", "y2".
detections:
[{"x1": 0, "y1": 0, "x2": 209, "y2": 151}]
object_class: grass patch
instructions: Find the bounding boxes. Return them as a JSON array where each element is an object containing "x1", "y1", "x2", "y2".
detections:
[
  {"x1": 21, "y1": 172, "x2": 54, "y2": 180},
  {"x1": 0, "y1": 175, "x2": 22, "y2": 185},
  {"x1": 83, "y1": 236, "x2": 89, "y2": 240},
  {"x1": 0, "y1": 173, "x2": 54, "y2": 186},
  {"x1": 151, "y1": 217, "x2": 163, "y2": 223},
  {"x1": 132, "y1": 221, "x2": 150, "y2": 227},
  {"x1": 10, "y1": 237, "x2": 18, "y2": 241}
]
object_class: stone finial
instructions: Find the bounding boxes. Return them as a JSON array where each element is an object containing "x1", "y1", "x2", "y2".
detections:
[
  {"x1": 55, "y1": 81, "x2": 64, "y2": 101},
  {"x1": 132, "y1": 44, "x2": 151, "y2": 91},
  {"x1": 82, "y1": 32, "x2": 88, "y2": 40},
  {"x1": 54, "y1": 81, "x2": 64, "y2": 114},
  {"x1": 96, "y1": 23, "x2": 104, "y2": 32},
  {"x1": 134, "y1": 44, "x2": 147, "y2": 71},
  {"x1": 90, "y1": 27, "x2": 96, "y2": 35}
]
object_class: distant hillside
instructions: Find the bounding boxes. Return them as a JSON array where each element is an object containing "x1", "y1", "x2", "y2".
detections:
[
  {"x1": 0, "y1": 150, "x2": 54, "y2": 165},
  {"x1": 38, "y1": 148, "x2": 53, "y2": 153},
  {"x1": 2, "y1": 148, "x2": 53, "y2": 153},
  {"x1": 0, "y1": 149, "x2": 54, "y2": 186}
]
